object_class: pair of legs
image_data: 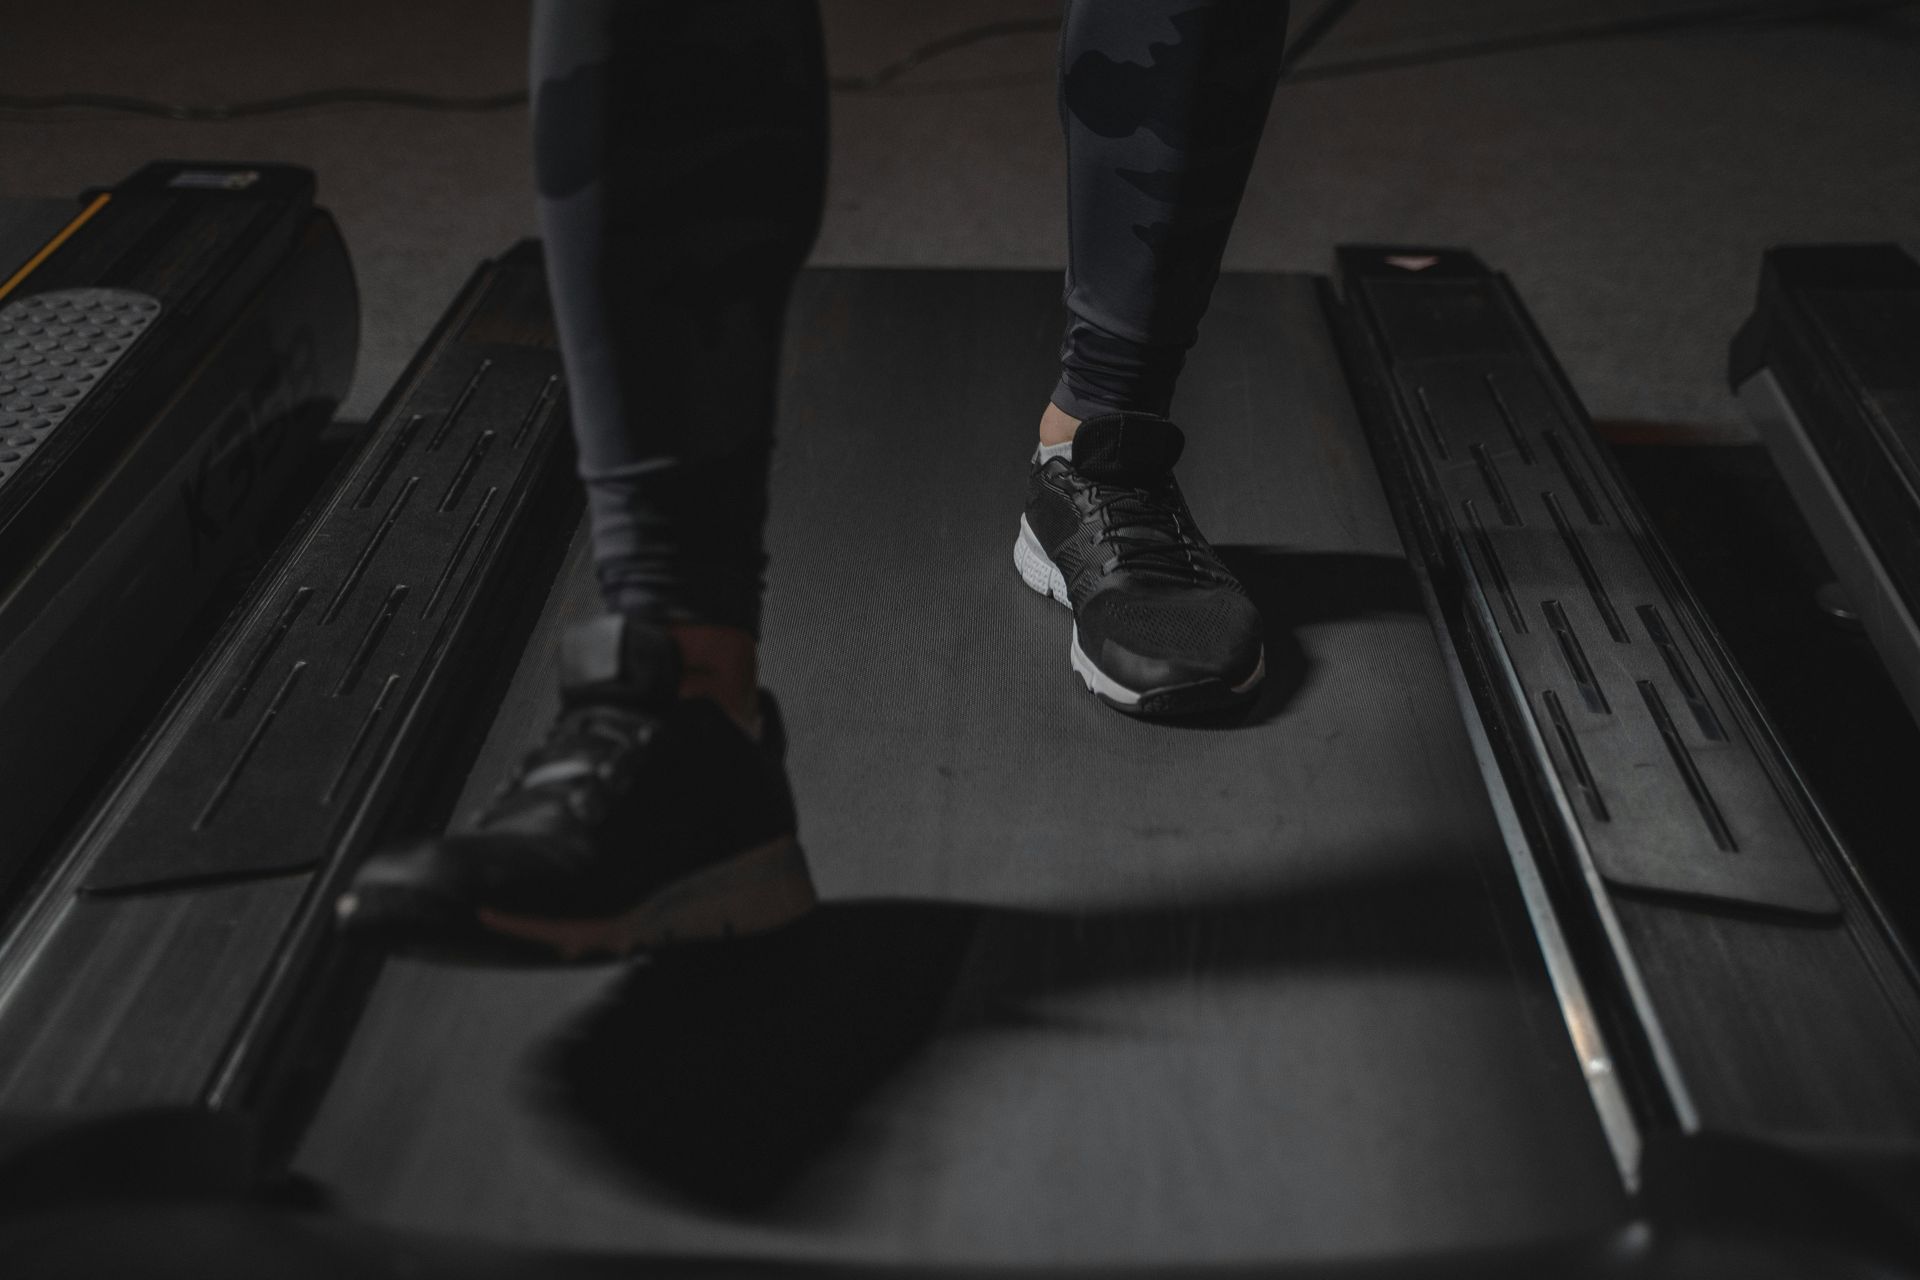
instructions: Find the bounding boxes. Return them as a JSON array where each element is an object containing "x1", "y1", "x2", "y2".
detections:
[
  {"x1": 335, "y1": 2, "x2": 1289, "y2": 953},
  {"x1": 530, "y1": 1, "x2": 1290, "y2": 720}
]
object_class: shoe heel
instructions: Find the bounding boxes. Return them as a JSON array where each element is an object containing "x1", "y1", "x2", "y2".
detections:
[{"x1": 1014, "y1": 517, "x2": 1069, "y2": 607}]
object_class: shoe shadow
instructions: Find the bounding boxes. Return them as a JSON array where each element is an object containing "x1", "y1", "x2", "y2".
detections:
[
  {"x1": 525, "y1": 855, "x2": 1504, "y2": 1221},
  {"x1": 1172, "y1": 546, "x2": 1423, "y2": 731}
]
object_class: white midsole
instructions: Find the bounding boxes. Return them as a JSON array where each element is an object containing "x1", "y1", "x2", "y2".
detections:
[{"x1": 1014, "y1": 516, "x2": 1264, "y2": 704}]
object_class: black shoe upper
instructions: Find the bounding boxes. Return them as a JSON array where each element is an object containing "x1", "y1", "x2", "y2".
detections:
[
  {"x1": 1025, "y1": 412, "x2": 1263, "y2": 692},
  {"x1": 339, "y1": 616, "x2": 796, "y2": 935}
]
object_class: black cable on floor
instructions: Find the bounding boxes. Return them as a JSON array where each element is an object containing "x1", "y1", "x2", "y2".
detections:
[
  {"x1": 0, "y1": 86, "x2": 530, "y2": 121},
  {"x1": 0, "y1": 0, "x2": 1910, "y2": 121},
  {"x1": 828, "y1": 16, "x2": 1053, "y2": 94},
  {"x1": 1285, "y1": 0, "x2": 1918, "y2": 82}
]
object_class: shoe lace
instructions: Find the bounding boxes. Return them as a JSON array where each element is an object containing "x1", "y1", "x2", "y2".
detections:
[{"x1": 1081, "y1": 475, "x2": 1233, "y2": 584}]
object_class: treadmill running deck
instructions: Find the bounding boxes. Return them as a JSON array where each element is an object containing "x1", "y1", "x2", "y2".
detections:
[{"x1": 293, "y1": 270, "x2": 1624, "y2": 1265}]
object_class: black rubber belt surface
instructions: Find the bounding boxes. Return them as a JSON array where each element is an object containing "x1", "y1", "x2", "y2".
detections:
[{"x1": 292, "y1": 269, "x2": 1622, "y2": 1264}]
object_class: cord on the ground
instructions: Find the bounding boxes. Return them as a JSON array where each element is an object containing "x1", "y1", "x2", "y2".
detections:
[{"x1": 0, "y1": 0, "x2": 1909, "y2": 121}]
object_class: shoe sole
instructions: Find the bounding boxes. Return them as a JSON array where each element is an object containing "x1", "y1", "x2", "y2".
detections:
[
  {"x1": 473, "y1": 834, "x2": 818, "y2": 961},
  {"x1": 1015, "y1": 516, "x2": 1264, "y2": 717}
]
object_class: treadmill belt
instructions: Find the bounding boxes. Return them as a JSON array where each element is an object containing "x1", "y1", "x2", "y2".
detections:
[{"x1": 293, "y1": 270, "x2": 1623, "y2": 1263}]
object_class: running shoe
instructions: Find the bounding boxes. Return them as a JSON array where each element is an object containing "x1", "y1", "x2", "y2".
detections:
[
  {"x1": 335, "y1": 614, "x2": 815, "y2": 960},
  {"x1": 1014, "y1": 411, "x2": 1264, "y2": 716}
]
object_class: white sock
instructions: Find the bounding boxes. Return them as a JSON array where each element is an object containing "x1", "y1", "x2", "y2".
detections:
[{"x1": 1035, "y1": 439, "x2": 1074, "y2": 465}]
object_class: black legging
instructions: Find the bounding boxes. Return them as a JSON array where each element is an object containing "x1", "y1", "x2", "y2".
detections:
[{"x1": 531, "y1": 1, "x2": 1289, "y2": 638}]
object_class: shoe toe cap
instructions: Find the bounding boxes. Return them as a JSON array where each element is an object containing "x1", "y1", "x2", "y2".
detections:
[
  {"x1": 336, "y1": 832, "x2": 549, "y2": 935},
  {"x1": 1082, "y1": 588, "x2": 1264, "y2": 688},
  {"x1": 336, "y1": 841, "x2": 467, "y2": 934}
]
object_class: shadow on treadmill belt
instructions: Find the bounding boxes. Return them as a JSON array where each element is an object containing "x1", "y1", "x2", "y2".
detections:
[{"x1": 532, "y1": 868, "x2": 1489, "y2": 1215}]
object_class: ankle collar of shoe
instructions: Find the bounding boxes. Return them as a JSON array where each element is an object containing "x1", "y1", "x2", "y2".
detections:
[
  {"x1": 559, "y1": 614, "x2": 682, "y2": 709},
  {"x1": 1071, "y1": 412, "x2": 1185, "y2": 484}
]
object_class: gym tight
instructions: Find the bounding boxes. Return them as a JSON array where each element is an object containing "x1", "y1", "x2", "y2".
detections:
[{"x1": 530, "y1": 2, "x2": 1289, "y2": 637}]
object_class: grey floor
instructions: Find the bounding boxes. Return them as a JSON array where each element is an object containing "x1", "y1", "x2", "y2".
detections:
[{"x1": 2, "y1": 1, "x2": 1915, "y2": 430}]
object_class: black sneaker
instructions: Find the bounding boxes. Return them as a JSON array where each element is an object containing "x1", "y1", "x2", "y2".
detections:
[
  {"x1": 335, "y1": 614, "x2": 816, "y2": 960},
  {"x1": 1015, "y1": 412, "x2": 1264, "y2": 716}
]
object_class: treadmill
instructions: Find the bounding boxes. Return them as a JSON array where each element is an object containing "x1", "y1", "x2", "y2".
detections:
[
  {"x1": 0, "y1": 161, "x2": 357, "y2": 906},
  {"x1": 0, "y1": 241, "x2": 1915, "y2": 1276}
]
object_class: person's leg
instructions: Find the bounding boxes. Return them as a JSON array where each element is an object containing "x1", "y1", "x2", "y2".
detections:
[
  {"x1": 535, "y1": 0, "x2": 828, "y2": 729},
  {"x1": 338, "y1": 0, "x2": 828, "y2": 956},
  {"x1": 1043, "y1": 0, "x2": 1290, "y2": 443},
  {"x1": 1018, "y1": 1, "x2": 1287, "y2": 716}
]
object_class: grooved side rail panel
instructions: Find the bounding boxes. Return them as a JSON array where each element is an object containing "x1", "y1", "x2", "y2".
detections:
[
  {"x1": 79, "y1": 263, "x2": 566, "y2": 888},
  {"x1": 0, "y1": 243, "x2": 576, "y2": 1110},
  {"x1": 1342, "y1": 249, "x2": 1834, "y2": 917},
  {"x1": 1334, "y1": 245, "x2": 1920, "y2": 1149}
]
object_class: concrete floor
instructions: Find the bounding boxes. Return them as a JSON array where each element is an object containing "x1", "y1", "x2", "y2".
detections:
[{"x1": 1, "y1": 2, "x2": 1915, "y2": 428}]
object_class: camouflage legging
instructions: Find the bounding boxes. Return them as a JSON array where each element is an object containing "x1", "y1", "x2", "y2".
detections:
[{"x1": 530, "y1": 1, "x2": 1289, "y2": 637}]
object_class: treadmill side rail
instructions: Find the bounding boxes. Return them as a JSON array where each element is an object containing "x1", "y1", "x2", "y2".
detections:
[
  {"x1": 0, "y1": 244, "x2": 577, "y2": 1111},
  {"x1": 0, "y1": 165, "x2": 356, "y2": 903},
  {"x1": 1729, "y1": 244, "x2": 1920, "y2": 728},
  {"x1": 0, "y1": 163, "x2": 319, "y2": 588},
  {"x1": 1332, "y1": 246, "x2": 1920, "y2": 1166}
]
